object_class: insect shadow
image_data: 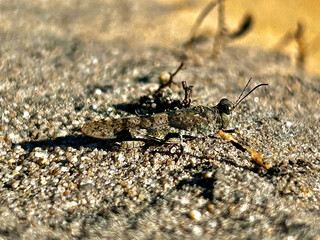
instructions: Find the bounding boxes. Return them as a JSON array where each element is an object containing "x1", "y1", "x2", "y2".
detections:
[
  {"x1": 16, "y1": 134, "x2": 115, "y2": 152},
  {"x1": 16, "y1": 132, "x2": 172, "y2": 153},
  {"x1": 114, "y1": 62, "x2": 185, "y2": 115}
]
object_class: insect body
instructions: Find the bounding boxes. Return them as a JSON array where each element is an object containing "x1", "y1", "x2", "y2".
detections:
[
  {"x1": 82, "y1": 99, "x2": 232, "y2": 141},
  {"x1": 82, "y1": 79, "x2": 267, "y2": 142}
]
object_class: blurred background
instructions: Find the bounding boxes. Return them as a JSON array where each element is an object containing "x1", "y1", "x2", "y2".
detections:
[{"x1": 1, "y1": 0, "x2": 320, "y2": 74}]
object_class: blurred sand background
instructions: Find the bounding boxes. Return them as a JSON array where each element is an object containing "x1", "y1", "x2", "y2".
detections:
[{"x1": 1, "y1": 0, "x2": 320, "y2": 74}]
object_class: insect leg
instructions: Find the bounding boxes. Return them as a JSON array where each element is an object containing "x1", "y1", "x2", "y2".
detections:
[
  {"x1": 129, "y1": 128, "x2": 164, "y2": 142},
  {"x1": 218, "y1": 130, "x2": 272, "y2": 169},
  {"x1": 178, "y1": 132, "x2": 185, "y2": 156}
]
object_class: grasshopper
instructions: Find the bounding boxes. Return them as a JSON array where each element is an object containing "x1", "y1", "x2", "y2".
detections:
[{"x1": 82, "y1": 78, "x2": 267, "y2": 143}]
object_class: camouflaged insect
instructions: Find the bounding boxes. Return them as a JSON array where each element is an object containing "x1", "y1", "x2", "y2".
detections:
[{"x1": 82, "y1": 79, "x2": 267, "y2": 142}]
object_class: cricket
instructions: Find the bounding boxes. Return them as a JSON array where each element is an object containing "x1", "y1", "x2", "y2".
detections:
[
  {"x1": 82, "y1": 76, "x2": 267, "y2": 142},
  {"x1": 82, "y1": 71, "x2": 271, "y2": 169}
]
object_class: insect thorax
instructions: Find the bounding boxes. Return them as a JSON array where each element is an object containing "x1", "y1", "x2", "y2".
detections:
[{"x1": 186, "y1": 105, "x2": 224, "y2": 135}]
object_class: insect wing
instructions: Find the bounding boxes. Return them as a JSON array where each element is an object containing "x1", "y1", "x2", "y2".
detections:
[
  {"x1": 168, "y1": 107, "x2": 208, "y2": 131},
  {"x1": 82, "y1": 119, "x2": 119, "y2": 139}
]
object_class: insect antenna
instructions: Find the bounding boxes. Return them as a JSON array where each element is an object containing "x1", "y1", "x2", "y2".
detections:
[
  {"x1": 234, "y1": 77, "x2": 252, "y2": 106},
  {"x1": 233, "y1": 78, "x2": 268, "y2": 109}
]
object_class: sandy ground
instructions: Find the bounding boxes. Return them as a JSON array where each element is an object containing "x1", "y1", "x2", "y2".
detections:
[{"x1": 1, "y1": 1, "x2": 320, "y2": 239}]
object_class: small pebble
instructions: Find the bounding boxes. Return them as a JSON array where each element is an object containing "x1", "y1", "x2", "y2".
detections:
[{"x1": 189, "y1": 210, "x2": 201, "y2": 221}]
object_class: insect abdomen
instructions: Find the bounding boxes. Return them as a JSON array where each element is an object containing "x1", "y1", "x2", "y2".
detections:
[
  {"x1": 81, "y1": 113, "x2": 170, "y2": 139},
  {"x1": 82, "y1": 119, "x2": 122, "y2": 139}
]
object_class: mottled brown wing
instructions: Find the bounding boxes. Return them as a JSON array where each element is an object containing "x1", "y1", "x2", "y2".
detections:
[
  {"x1": 81, "y1": 119, "x2": 120, "y2": 139},
  {"x1": 81, "y1": 113, "x2": 168, "y2": 139},
  {"x1": 167, "y1": 107, "x2": 208, "y2": 131}
]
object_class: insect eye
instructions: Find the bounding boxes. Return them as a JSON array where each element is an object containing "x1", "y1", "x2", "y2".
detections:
[
  {"x1": 224, "y1": 104, "x2": 233, "y2": 114},
  {"x1": 218, "y1": 98, "x2": 234, "y2": 115}
]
